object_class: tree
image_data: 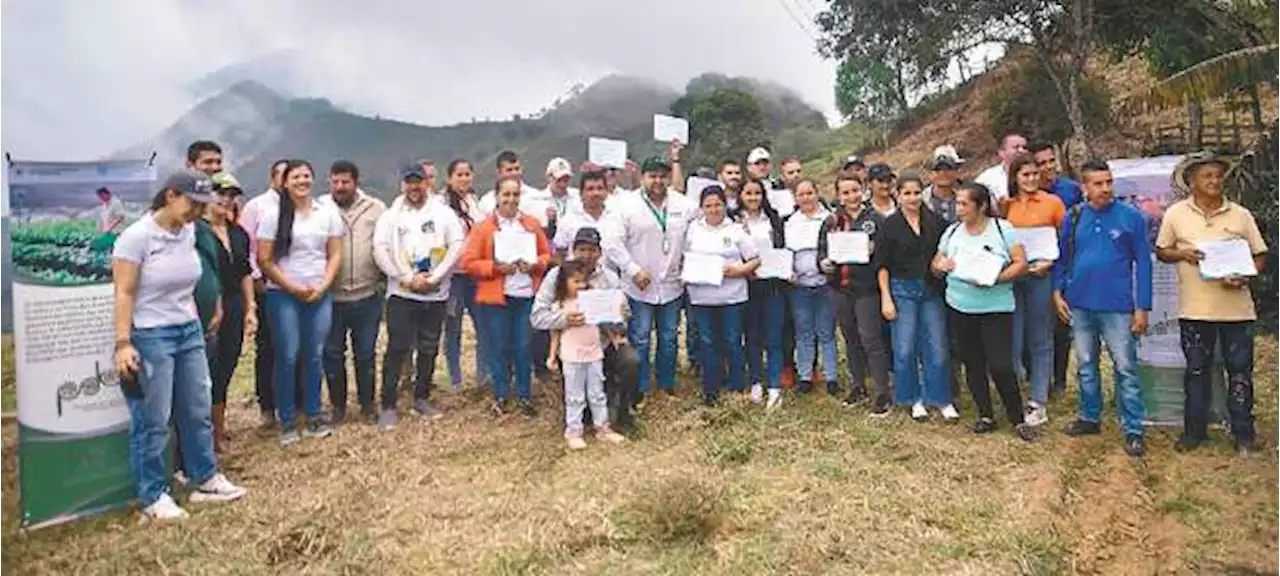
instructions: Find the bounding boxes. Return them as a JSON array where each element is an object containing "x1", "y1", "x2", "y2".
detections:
[
  {"x1": 834, "y1": 56, "x2": 902, "y2": 149},
  {"x1": 671, "y1": 88, "x2": 771, "y2": 170}
]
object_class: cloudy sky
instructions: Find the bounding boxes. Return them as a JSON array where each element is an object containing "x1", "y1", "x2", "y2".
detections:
[{"x1": 1, "y1": 0, "x2": 840, "y2": 161}]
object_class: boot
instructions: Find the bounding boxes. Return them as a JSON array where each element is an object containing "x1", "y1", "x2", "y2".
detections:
[{"x1": 212, "y1": 403, "x2": 227, "y2": 454}]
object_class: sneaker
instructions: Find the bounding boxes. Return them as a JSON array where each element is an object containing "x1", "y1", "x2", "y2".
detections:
[
  {"x1": 597, "y1": 426, "x2": 627, "y2": 444},
  {"x1": 173, "y1": 470, "x2": 189, "y2": 487},
  {"x1": 279, "y1": 429, "x2": 301, "y2": 446},
  {"x1": 377, "y1": 409, "x2": 399, "y2": 431},
  {"x1": 766, "y1": 388, "x2": 782, "y2": 410},
  {"x1": 1174, "y1": 434, "x2": 1203, "y2": 453},
  {"x1": 566, "y1": 435, "x2": 587, "y2": 450},
  {"x1": 189, "y1": 473, "x2": 247, "y2": 503},
  {"x1": 826, "y1": 381, "x2": 840, "y2": 396},
  {"x1": 1014, "y1": 423, "x2": 1038, "y2": 443},
  {"x1": 330, "y1": 407, "x2": 346, "y2": 427},
  {"x1": 940, "y1": 404, "x2": 960, "y2": 421},
  {"x1": 412, "y1": 399, "x2": 444, "y2": 421},
  {"x1": 1024, "y1": 402, "x2": 1049, "y2": 427},
  {"x1": 972, "y1": 418, "x2": 997, "y2": 434},
  {"x1": 1124, "y1": 434, "x2": 1146, "y2": 457},
  {"x1": 911, "y1": 402, "x2": 928, "y2": 421},
  {"x1": 303, "y1": 419, "x2": 332, "y2": 439},
  {"x1": 491, "y1": 399, "x2": 508, "y2": 417},
  {"x1": 1235, "y1": 437, "x2": 1258, "y2": 457},
  {"x1": 259, "y1": 409, "x2": 277, "y2": 429},
  {"x1": 797, "y1": 380, "x2": 813, "y2": 394},
  {"x1": 1064, "y1": 420, "x2": 1101, "y2": 437},
  {"x1": 141, "y1": 493, "x2": 189, "y2": 521},
  {"x1": 517, "y1": 399, "x2": 536, "y2": 418},
  {"x1": 360, "y1": 404, "x2": 377, "y2": 421},
  {"x1": 843, "y1": 386, "x2": 868, "y2": 406},
  {"x1": 870, "y1": 399, "x2": 892, "y2": 418},
  {"x1": 702, "y1": 393, "x2": 718, "y2": 407},
  {"x1": 750, "y1": 383, "x2": 763, "y2": 404}
]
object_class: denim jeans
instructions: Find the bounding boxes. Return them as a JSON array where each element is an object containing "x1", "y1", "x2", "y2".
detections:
[
  {"x1": 444, "y1": 274, "x2": 487, "y2": 387},
  {"x1": 889, "y1": 279, "x2": 952, "y2": 407},
  {"x1": 628, "y1": 297, "x2": 682, "y2": 393},
  {"x1": 692, "y1": 303, "x2": 746, "y2": 399},
  {"x1": 381, "y1": 296, "x2": 446, "y2": 408},
  {"x1": 683, "y1": 293, "x2": 700, "y2": 367},
  {"x1": 323, "y1": 294, "x2": 383, "y2": 413},
  {"x1": 128, "y1": 321, "x2": 218, "y2": 506},
  {"x1": 209, "y1": 294, "x2": 245, "y2": 405},
  {"x1": 745, "y1": 280, "x2": 785, "y2": 389},
  {"x1": 481, "y1": 297, "x2": 533, "y2": 401},
  {"x1": 833, "y1": 290, "x2": 891, "y2": 401},
  {"x1": 1180, "y1": 320, "x2": 1255, "y2": 442},
  {"x1": 254, "y1": 297, "x2": 303, "y2": 414},
  {"x1": 791, "y1": 285, "x2": 837, "y2": 384},
  {"x1": 1073, "y1": 310, "x2": 1143, "y2": 436},
  {"x1": 265, "y1": 290, "x2": 332, "y2": 429},
  {"x1": 1013, "y1": 274, "x2": 1054, "y2": 404}
]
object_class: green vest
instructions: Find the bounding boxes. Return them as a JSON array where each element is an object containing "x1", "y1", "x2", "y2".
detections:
[{"x1": 193, "y1": 220, "x2": 223, "y2": 330}]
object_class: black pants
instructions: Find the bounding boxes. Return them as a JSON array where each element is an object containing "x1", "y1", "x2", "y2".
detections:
[
  {"x1": 381, "y1": 296, "x2": 446, "y2": 409},
  {"x1": 833, "y1": 290, "x2": 891, "y2": 401},
  {"x1": 531, "y1": 329, "x2": 552, "y2": 378},
  {"x1": 255, "y1": 296, "x2": 303, "y2": 413},
  {"x1": 603, "y1": 343, "x2": 640, "y2": 432},
  {"x1": 950, "y1": 310, "x2": 1023, "y2": 425},
  {"x1": 209, "y1": 295, "x2": 245, "y2": 405},
  {"x1": 1180, "y1": 320, "x2": 1254, "y2": 442},
  {"x1": 1052, "y1": 316, "x2": 1071, "y2": 397}
]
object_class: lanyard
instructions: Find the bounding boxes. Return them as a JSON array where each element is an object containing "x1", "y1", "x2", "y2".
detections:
[
  {"x1": 552, "y1": 194, "x2": 568, "y2": 216},
  {"x1": 642, "y1": 192, "x2": 667, "y2": 233}
]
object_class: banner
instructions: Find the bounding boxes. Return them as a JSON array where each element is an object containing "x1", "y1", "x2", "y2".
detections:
[{"x1": 9, "y1": 159, "x2": 156, "y2": 529}]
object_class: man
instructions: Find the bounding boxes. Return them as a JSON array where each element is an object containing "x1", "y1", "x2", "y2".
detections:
[
  {"x1": 974, "y1": 133, "x2": 1028, "y2": 200},
  {"x1": 1053, "y1": 159, "x2": 1153, "y2": 457},
  {"x1": 186, "y1": 140, "x2": 223, "y2": 175},
  {"x1": 417, "y1": 159, "x2": 439, "y2": 192},
  {"x1": 478, "y1": 150, "x2": 542, "y2": 214},
  {"x1": 866, "y1": 163, "x2": 897, "y2": 216},
  {"x1": 746, "y1": 146, "x2": 772, "y2": 185},
  {"x1": 716, "y1": 159, "x2": 743, "y2": 213},
  {"x1": 96, "y1": 187, "x2": 126, "y2": 233},
  {"x1": 553, "y1": 170, "x2": 613, "y2": 258},
  {"x1": 604, "y1": 154, "x2": 696, "y2": 399},
  {"x1": 1155, "y1": 151, "x2": 1268, "y2": 455},
  {"x1": 1029, "y1": 141, "x2": 1081, "y2": 398},
  {"x1": 604, "y1": 159, "x2": 639, "y2": 199},
  {"x1": 531, "y1": 227, "x2": 640, "y2": 431},
  {"x1": 372, "y1": 165, "x2": 466, "y2": 429},
  {"x1": 240, "y1": 159, "x2": 295, "y2": 427},
  {"x1": 842, "y1": 155, "x2": 868, "y2": 184},
  {"x1": 773, "y1": 157, "x2": 804, "y2": 216},
  {"x1": 526, "y1": 157, "x2": 582, "y2": 379},
  {"x1": 319, "y1": 161, "x2": 386, "y2": 424},
  {"x1": 922, "y1": 145, "x2": 963, "y2": 224}
]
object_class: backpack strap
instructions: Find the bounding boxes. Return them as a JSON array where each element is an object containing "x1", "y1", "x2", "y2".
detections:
[{"x1": 1064, "y1": 204, "x2": 1085, "y2": 273}]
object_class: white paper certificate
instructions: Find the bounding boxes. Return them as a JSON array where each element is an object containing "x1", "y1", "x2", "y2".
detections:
[
  {"x1": 653, "y1": 114, "x2": 690, "y2": 143},
  {"x1": 951, "y1": 246, "x2": 1005, "y2": 287},
  {"x1": 1197, "y1": 238, "x2": 1258, "y2": 279},
  {"x1": 588, "y1": 137, "x2": 628, "y2": 169},
  {"x1": 681, "y1": 252, "x2": 725, "y2": 285},
  {"x1": 827, "y1": 231, "x2": 870, "y2": 264},
  {"x1": 785, "y1": 219, "x2": 822, "y2": 251},
  {"x1": 768, "y1": 188, "x2": 796, "y2": 216},
  {"x1": 494, "y1": 228, "x2": 537, "y2": 264},
  {"x1": 756, "y1": 248, "x2": 794, "y2": 279},
  {"x1": 1014, "y1": 226, "x2": 1060, "y2": 261},
  {"x1": 685, "y1": 176, "x2": 720, "y2": 200},
  {"x1": 577, "y1": 289, "x2": 624, "y2": 325}
]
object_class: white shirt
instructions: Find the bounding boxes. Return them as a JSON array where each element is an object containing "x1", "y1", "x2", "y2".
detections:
[
  {"x1": 478, "y1": 183, "x2": 542, "y2": 215},
  {"x1": 768, "y1": 186, "x2": 797, "y2": 217},
  {"x1": 552, "y1": 203, "x2": 613, "y2": 253},
  {"x1": 373, "y1": 198, "x2": 466, "y2": 302},
  {"x1": 741, "y1": 211, "x2": 777, "y2": 247},
  {"x1": 240, "y1": 189, "x2": 281, "y2": 279},
  {"x1": 785, "y1": 207, "x2": 831, "y2": 287},
  {"x1": 522, "y1": 186, "x2": 581, "y2": 228},
  {"x1": 112, "y1": 213, "x2": 200, "y2": 329},
  {"x1": 975, "y1": 164, "x2": 1010, "y2": 200},
  {"x1": 497, "y1": 215, "x2": 535, "y2": 298},
  {"x1": 684, "y1": 217, "x2": 759, "y2": 306},
  {"x1": 99, "y1": 196, "x2": 126, "y2": 232},
  {"x1": 257, "y1": 200, "x2": 345, "y2": 289},
  {"x1": 604, "y1": 187, "x2": 698, "y2": 305}
]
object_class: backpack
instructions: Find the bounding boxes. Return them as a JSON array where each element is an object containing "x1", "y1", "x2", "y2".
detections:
[
  {"x1": 1062, "y1": 204, "x2": 1085, "y2": 273},
  {"x1": 941, "y1": 218, "x2": 1010, "y2": 259}
]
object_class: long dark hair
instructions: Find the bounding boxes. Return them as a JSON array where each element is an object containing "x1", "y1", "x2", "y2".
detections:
[
  {"x1": 444, "y1": 158, "x2": 475, "y2": 229},
  {"x1": 1006, "y1": 153, "x2": 1038, "y2": 199},
  {"x1": 736, "y1": 178, "x2": 784, "y2": 248},
  {"x1": 272, "y1": 159, "x2": 313, "y2": 260},
  {"x1": 554, "y1": 259, "x2": 587, "y2": 303},
  {"x1": 957, "y1": 180, "x2": 999, "y2": 218}
]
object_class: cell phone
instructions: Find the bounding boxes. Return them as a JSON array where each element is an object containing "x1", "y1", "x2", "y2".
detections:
[{"x1": 119, "y1": 364, "x2": 144, "y2": 399}]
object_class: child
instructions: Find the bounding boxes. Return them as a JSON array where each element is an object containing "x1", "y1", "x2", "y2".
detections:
[{"x1": 547, "y1": 260, "x2": 627, "y2": 449}]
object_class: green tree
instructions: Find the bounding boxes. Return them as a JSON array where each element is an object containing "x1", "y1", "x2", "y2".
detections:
[
  {"x1": 671, "y1": 87, "x2": 771, "y2": 170},
  {"x1": 834, "y1": 56, "x2": 901, "y2": 149}
]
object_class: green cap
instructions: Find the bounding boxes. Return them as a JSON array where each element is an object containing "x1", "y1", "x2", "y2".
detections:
[
  {"x1": 640, "y1": 156, "x2": 670, "y2": 174},
  {"x1": 210, "y1": 171, "x2": 243, "y2": 193}
]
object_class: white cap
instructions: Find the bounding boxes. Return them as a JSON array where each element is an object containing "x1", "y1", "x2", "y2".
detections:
[
  {"x1": 546, "y1": 157, "x2": 573, "y2": 179},
  {"x1": 746, "y1": 147, "x2": 771, "y2": 164},
  {"x1": 930, "y1": 145, "x2": 965, "y2": 166}
]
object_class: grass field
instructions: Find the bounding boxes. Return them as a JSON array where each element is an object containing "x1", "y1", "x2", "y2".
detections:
[{"x1": 2, "y1": 333, "x2": 1277, "y2": 575}]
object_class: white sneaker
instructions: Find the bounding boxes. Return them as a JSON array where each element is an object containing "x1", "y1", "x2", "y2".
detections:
[
  {"x1": 750, "y1": 383, "x2": 763, "y2": 404},
  {"x1": 566, "y1": 435, "x2": 587, "y2": 450},
  {"x1": 940, "y1": 404, "x2": 960, "y2": 420},
  {"x1": 141, "y1": 493, "x2": 189, "y2": 521},
  {"x1": 911, "y1": 402, "x2": 928, "y2": 420},
  {"x1": 172, "y1": 470, "x2": 189, "y2": 487},
  {"x1": 1024, "y1": 403, "x2": 1049, "y2": 427},
  {"x1": 189, "y1": 473, "x2": 248, "y2": 503},
  {"x1": 766, "y1": 388, "x2": 782, "y2": 410}
]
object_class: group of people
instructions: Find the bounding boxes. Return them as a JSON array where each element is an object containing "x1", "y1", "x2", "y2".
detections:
[{"x1": 110, "y1": 132, "x2": 1268, "y2": 521}]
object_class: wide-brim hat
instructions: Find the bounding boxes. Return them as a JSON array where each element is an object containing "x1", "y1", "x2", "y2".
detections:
[{"x1": 1171, "y1": 151, "x2": 1232, "y2": 198}]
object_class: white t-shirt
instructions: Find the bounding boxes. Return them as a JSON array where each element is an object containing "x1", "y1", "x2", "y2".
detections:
[
  {"x1": 975, "y1": 164, "x2": 1010, "y2": 200},
  {"x1": 497, "y1": 216, "x2": 535, "y2": 298},
  {"x1": 99, "y1": 196, "x2": 126, "y2": 232},
  {"x1": 373, "y1": 199, "x2": 466, "y2": 302},
  {"x1": 683, "y1": 217, "x2": 759, "y2": 306},
  {"x1": 257, "y1": 201, "x2": 346, "y2": 289},
  {"x1": 112, "y1": 213, "x2": 201, "y2": 329}
]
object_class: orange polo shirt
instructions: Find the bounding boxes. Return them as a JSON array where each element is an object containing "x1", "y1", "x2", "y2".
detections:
[{"x1": 1004, "y1": 191, "x2": 1066, "y2": 229}]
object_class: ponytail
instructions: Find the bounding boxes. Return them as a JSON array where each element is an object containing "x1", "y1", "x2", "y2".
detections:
[{"x1": 445, "y1": 159, "x2": 474, "y2": 229}]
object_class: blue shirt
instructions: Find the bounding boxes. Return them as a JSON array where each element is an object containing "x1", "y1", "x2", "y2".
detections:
[
  {"x1": 1049, "y1": 176, "x2": 1082, "y2": 209},
  {"x1": 938, "y1": 218, "x2": 1018, "y2": 314},
  {"x1": 1053, "y1": 201, "x2": 1153, "y2": 312}
]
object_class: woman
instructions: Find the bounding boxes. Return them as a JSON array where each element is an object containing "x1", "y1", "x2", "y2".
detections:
[
  {"x1": 439, "y1": 159, "x2": 490, "y2": 391},
  {"x1": 256, "y1": 160, "x2": 344, "y2": 446},
  {"x1": 1003, "y1": 153, "x2": 1066, "y2": 427},
  {"x1": 113, "y1": 172, "x2": 246, "y2": 520},
  {"x1": 460, "y1": 176, "x2": 551, "y2": 417},
  {"x1": 877, "y1": 175, "x2": 956, "y2": 421},
  {"x1": 932, "y1": 182, "x2": 1034, "y2": 441},
  {"x1": 204, "y1": 173, "x2": 257, "y2": 451},
  {"x1": 784, "y1": 180, "x2": 837, "y2": 394},
  {"x1": 684, "y1": 185, "x2": 761, "y2": 406},
  {"x1": 738, "y1": 179, "x2": 787, "y2": 408},
  {"x1": 819, "y1": 174, "x2": 892, "y2": 415}
]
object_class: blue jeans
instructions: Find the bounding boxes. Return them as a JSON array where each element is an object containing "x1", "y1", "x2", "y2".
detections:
[
  {"x1": 266, "y1": 290, "x2": 332, "y2": 429},
  {"x1": 693, "y1": 303, "x2": 746, "y2": 398},
  {"x1": 128, "y1": 321, "x2": 218, "y2": 506},
  {"x1": 1180, "y1": 320, "x2": 1254, "y2": 442},
  {"x1": 1013, "y1": 274, "x2": 1054, "y2": 404},
  {"x1": 628, "y1": 297, "x2": 682, "y2": 393},
  {"x1": 791, "y1": 285, "x2": 837, "y2": 383},
  {"x1": 323, "y1": 294, "x2": 382, "y2": 412},
  {"x1": 445, "y1": 275, "x2": 488, "y2": 387},
  {"x1": 683, "y1": 294, "x2": 700, "y2": 367},
  {"x1": 889, "y1": 279, "x2": 952, "y2": 406},
  {"x1": 745, "y1": 281, "x2": 785, "y2": 389},
  {"x1": 1073, "y1": 310, "x2": 1143, "y2": 436},
  {"x1": 480, "y1": 298, "x2": 533, "y2": 401}
]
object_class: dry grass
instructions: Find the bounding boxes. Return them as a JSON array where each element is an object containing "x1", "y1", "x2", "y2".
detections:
[{"x1": 2, "y1": 333, "x2": 1277, "y2": 575}]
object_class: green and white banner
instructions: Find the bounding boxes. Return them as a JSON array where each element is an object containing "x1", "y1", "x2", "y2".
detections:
[{"x1": 9, "y1": 158, "x2": 155, "y2": 529}]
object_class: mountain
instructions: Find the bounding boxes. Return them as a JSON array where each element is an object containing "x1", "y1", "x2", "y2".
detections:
[{"x1": 187, "y1": 48, "x2": 315, "y2": 102}]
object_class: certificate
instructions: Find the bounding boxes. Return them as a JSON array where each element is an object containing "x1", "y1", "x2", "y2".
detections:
[
  {"x1": 768, "y1": 188, "x2": 795, "y2": 216},
  {"x1": 653, "y1": 114, "x2": 689, "y2": 144},
  {"x1": 686, "y1": 176, "x2": 720, "y2": 199},
  {"x1": 681, "y1": 252, "x2": 725, "y2": 285},
  {"x1": 827, "y1": 231, "x2": 870, "y2": 264},
  {"x1": 1014, "y1": 226, "x2": 1060, "y2": 261},
  {"x1": 785, "y1": 219, "x2": 822, "y2": 251},
  {"x1": 1197, "y1": 238, "x2": 1258, "y2": 279},
  {"x1": 756, "y1": 248, "x2": 793, "y2": 279},
  {"x1": 951, "y1": 246, "x2": 1005, "y2": 287},
  {"x1": 494, "y1": 229, "x2": 537, "y2": 264},
  {"x1": 588, "y1": 137, "x2": 627, "y2": 169},
  {"x1": 577, "y1": 289, "x2": 624, "y2": 325}
]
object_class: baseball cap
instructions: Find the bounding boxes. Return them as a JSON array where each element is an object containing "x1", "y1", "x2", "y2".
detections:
[
  {"x1": 746, "y1": 147, "x2": 771, "y2": 164},
  {"x1": 928, "y1": 145, "x2": 965, "y2": 170},
  {"x1": 842, "y1": 155, "x2": 865, "y2": 169},
  {"x1": 546, "y1": 157, "x2": 573, "y2": 179},
  {"x1": 400, "y1": 165, "x2": 426, "y2": 181},
  {"x1": 572, "y1": 227, "x2": 602, "y2": 248},
  {"x1": 641, "y1": 156, "x2": 671, "y2": 174},
  {"x1": 867, "y1": 163, "x2": 896, "y2": 182},
  {"x1": 161, "y1": 171, "x2": 217, "y2": 204},
  {"x1": 210, "y1": 171, "x2": 243, "y2": 194}
]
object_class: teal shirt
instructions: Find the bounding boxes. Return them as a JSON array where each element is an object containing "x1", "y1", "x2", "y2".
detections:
[
  {"x1": 193, "y1": 220, "x2": 223, "y2": 330},
  {"x1": 938, "y1": 218, "x2": 1017, "y2": 314}
]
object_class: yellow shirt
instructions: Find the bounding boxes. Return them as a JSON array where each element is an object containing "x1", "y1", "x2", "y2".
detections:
[{"x1": 1155, "y1": 198, "x2": 1268, "y2": 321}]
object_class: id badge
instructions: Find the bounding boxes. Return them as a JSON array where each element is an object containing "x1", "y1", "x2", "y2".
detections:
[{"x1": 661, "y1": 237, "x2": 670, "y2": 254}]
